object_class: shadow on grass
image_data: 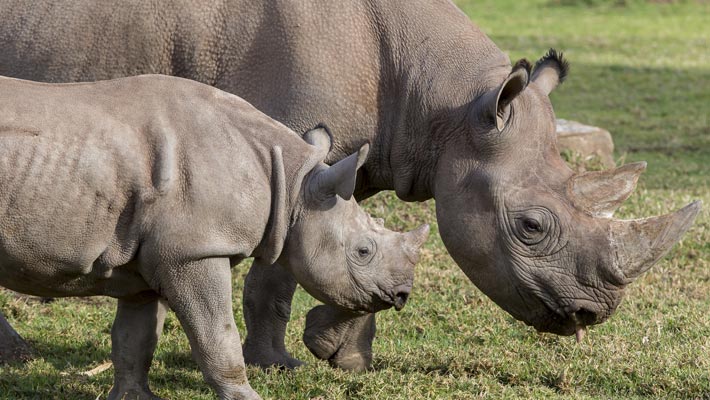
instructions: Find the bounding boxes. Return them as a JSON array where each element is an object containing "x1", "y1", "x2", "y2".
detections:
[
  {"x1": 28, "y1": 339, "x2": 110, "y2": 370},
  {"x1": 371, "y1": 354, "x2": 488, "y2": 378},
  {"x1": 0, "y1": 338, "x2": 214, "y2": 399}
]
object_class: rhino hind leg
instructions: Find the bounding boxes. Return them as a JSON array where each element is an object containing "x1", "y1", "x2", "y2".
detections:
[
  {"x1": 242, "y1": 259, "x2": 303, "y2": 369},
  {"x1": 156, "y1": 257, "x2": 260, "y2": 400},
  {"x1": 108, "y1": 295, "x2": 168, "y2": 400}
]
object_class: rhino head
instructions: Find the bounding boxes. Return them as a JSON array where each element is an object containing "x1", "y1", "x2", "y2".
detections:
[
  {"x1": 435, "y1": 50, "x2": 701, "y2": 337},
  {"x1": 281, "y1": 128, "x2": 429, "y2": 314}
]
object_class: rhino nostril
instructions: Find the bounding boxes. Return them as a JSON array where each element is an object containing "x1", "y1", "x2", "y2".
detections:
[
  {"x1": 393, "y1": 291, "x2": 409, "y2": 311},
  {"x1": 575, "y1": 308, "x2": 598, "y2": 326}
]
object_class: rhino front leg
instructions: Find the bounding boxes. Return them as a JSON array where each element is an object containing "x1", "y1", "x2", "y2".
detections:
[
  {"x1": 109, "y1": 294, "x2": 168, "y2": 400},
  {"x1": 242, "y1": 259, "x2": 303, "y2": 369},
  {"x1": 157, "y1": 257, "x2": 260, "y2": 400},
  {"x1": 303, "y1": 305, "x2": 376, "y2": 372}
]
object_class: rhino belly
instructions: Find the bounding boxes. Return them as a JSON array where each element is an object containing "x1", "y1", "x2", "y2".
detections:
[{"x1": 0, "y1": 133, "x2": 148, "y2": 298}]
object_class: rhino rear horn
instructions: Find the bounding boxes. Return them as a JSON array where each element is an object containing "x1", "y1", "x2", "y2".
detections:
[
  {"x1": 476, "y1": 59, "x2": 531, "y2": 132},
  {"x1": 568, "y1": 162, "x2": 647, "y2": 217},
  {"x1": 611, "y1": 200, "x2": 702, "y2": 282},
  {"x1": 531, "y1": 48, "x2": 570, "y2": 95},
  {"x1": 311, "y1": 143, "x2": 369, "y2": 201}
]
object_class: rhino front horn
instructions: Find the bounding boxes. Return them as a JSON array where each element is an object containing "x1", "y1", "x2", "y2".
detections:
[
  {"x1": 403, "y1": 224, "x2": 430, "y2": 261},
  {"x1": 611, "y1": 200, "x2": 702, "y2": 281}
]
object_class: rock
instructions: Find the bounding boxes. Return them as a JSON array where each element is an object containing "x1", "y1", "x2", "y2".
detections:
[{"x1": 556, "y1": 119, "x2": 615, "y2": 169}]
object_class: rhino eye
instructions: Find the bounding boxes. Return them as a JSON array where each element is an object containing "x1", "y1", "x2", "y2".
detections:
[
  {"x1": 522, "y1": 218, "x2": 542, "y2": 233},
  {"x1": 507, "y1": 206, "x2": 564, "y2": 256},
  {"x1": 348, "y1": 238, "x2": 376, "y2": 266},
  {"x1": 509, "y1": 208, "x2": 555, "y2": 247}
]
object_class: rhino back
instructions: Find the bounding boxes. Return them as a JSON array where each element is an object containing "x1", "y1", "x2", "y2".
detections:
[
  {"x1": 0, "y1": 75, "x2": 309, "y2": 297},
  {"x1": 0, "y1": 0, "x2": 510, "y2": 197},
  {"x1": 0, "y1": 0, "x2": 383, "y2": 161}
]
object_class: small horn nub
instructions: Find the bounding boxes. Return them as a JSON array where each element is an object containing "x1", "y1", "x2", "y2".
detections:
[
  {"x1": 403, "y1": 224, "x2": 430, "y2": 263},
  {"x1": 407, "y1": 224, "x2": 430, "y2": 248},
  {"x1": 610, "y1": 201, "x2": 702, "y2": 281}
]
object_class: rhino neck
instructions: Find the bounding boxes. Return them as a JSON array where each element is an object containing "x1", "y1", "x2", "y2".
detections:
[
  {"x1": 253, "y1": 144, "x2": 321, "y2": 264},
  {"x1": 365, "y1": 0, "x2": 511, "y2": 201}
]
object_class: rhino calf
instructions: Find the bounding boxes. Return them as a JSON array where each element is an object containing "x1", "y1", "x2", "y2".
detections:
[{"x1": 0, "y1": 75, "x2": 429, "y2": 400}]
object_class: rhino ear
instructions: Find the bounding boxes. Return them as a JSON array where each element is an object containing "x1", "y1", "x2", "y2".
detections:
[
  {"x1": 477, "y1": 59, "x2": 531, "y2": 132},
  {"x1": 531, "y1": 48, "x2": 569, "y2": 96},
  {"x1": 303, "y1": 124, "x2": 332, "y2": 161},
  {"x1": 311, "y1": 143, "x2": 369, "y2": 201}
]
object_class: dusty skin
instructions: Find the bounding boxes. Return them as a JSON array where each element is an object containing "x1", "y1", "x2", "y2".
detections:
[
  {"x1": 0, "y1": 0, "x2": 701, "y2": 370},
  {"x1": 0, "y1": 75, "x2": 429, "y2": 399}
]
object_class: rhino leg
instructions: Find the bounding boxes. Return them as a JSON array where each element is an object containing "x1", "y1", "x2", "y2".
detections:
[
  {"x1": 157, "y1": 257, "x2": 260, "y2": 400},
  {"x1": 303, "y1": 305, "x2": 376, "y2": 372},
  {"x1": 242, "y1": 259, "x2": 303, "y2": 369},
  {"x1": 0, "y1": 310, "x2": 33, "y2": 364},
  {"x1": 109, "y1": 295, "x2": 168, "y2": 400}
]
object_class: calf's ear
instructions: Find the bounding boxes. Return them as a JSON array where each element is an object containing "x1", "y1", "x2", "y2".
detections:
[{"x1": 310, "y1": 143, "x2": 369, "y2": 201}]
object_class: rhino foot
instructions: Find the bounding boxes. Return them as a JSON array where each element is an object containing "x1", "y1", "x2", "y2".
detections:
[
  {"x1": 303, "y1": 305, "x2": 375, "y2": 372},
  {"x1": 242, "y1": 344, "x2": 304, "y2": 370},
  {"x1": 108, "y1": 387, "x2": 164, "y2": 400}
]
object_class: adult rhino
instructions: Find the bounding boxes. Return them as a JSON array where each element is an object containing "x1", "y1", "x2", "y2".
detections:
[{"x1": 0, "y1": 0, "x2": 700, "y2": 370}]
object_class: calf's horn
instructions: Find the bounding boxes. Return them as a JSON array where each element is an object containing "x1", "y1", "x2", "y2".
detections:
[{"x1": 403, "y1": 224, "x2": 430, "y2": 262}]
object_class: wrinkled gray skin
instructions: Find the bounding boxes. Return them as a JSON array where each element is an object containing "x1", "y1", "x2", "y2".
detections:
[
  {"x1": 0, "y1": 75, "x2": 429, "y2": 399},
  {"x1": 0, "y1": 0, "x2": 701, "y2": 370}
]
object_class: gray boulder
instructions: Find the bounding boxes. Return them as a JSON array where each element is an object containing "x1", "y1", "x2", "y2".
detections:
[{"x1": 556, "y1": 119, "x2": 616, "y2": 169}]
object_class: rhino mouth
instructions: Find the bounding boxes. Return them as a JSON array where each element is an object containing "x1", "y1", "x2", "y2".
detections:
[
  {"x1": 371, "y1": 286, "x2": 411, "y2": 312},
  {"x1": 533, "y1": 301, "x2": 602, "y2": 339}
]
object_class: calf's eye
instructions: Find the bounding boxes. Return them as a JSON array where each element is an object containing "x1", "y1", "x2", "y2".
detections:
[
  {"x1": 523, "y1": 218, "x2": 542, "y2": 233},
  {"x1": 348, "y1": 238, "x2": 377, "y2": 266}
]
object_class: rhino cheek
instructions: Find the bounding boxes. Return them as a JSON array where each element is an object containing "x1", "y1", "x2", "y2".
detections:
[
  {"x1": 509, "y1": 250, "x2": 627, "y2": 335},
  {"x1": 435, "y1": 197, "x2": 532, "y2": 320},
  {"x1": 282, "y1": 231, "x2": 360, "y2": 310},
  {"x1": 436, "y1": 194, "x2": 619, "y2": 334}
]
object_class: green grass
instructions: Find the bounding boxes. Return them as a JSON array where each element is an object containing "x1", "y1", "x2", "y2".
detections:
[{"x1": 1, "y1": 1, "x2": 709, "y2": 398}]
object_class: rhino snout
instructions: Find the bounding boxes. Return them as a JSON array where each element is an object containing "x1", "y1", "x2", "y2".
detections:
[
  {"x1": 381, "y1": 283, "x2": 412, "y2": 311},
  {"x1": 393, "y1": 291, "x2": 409, "y2": 311}
]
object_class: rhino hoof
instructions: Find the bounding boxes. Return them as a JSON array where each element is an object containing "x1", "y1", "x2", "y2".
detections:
[
  {"x1": 242, "y1": 347, "x2": 304, "y2": 370},
  {"x1": 328, "y1": 351, "x2": 372, "y2": 372},
  {"x1": 107, "y1": 388, "x2": 164, "y2": 400}
]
